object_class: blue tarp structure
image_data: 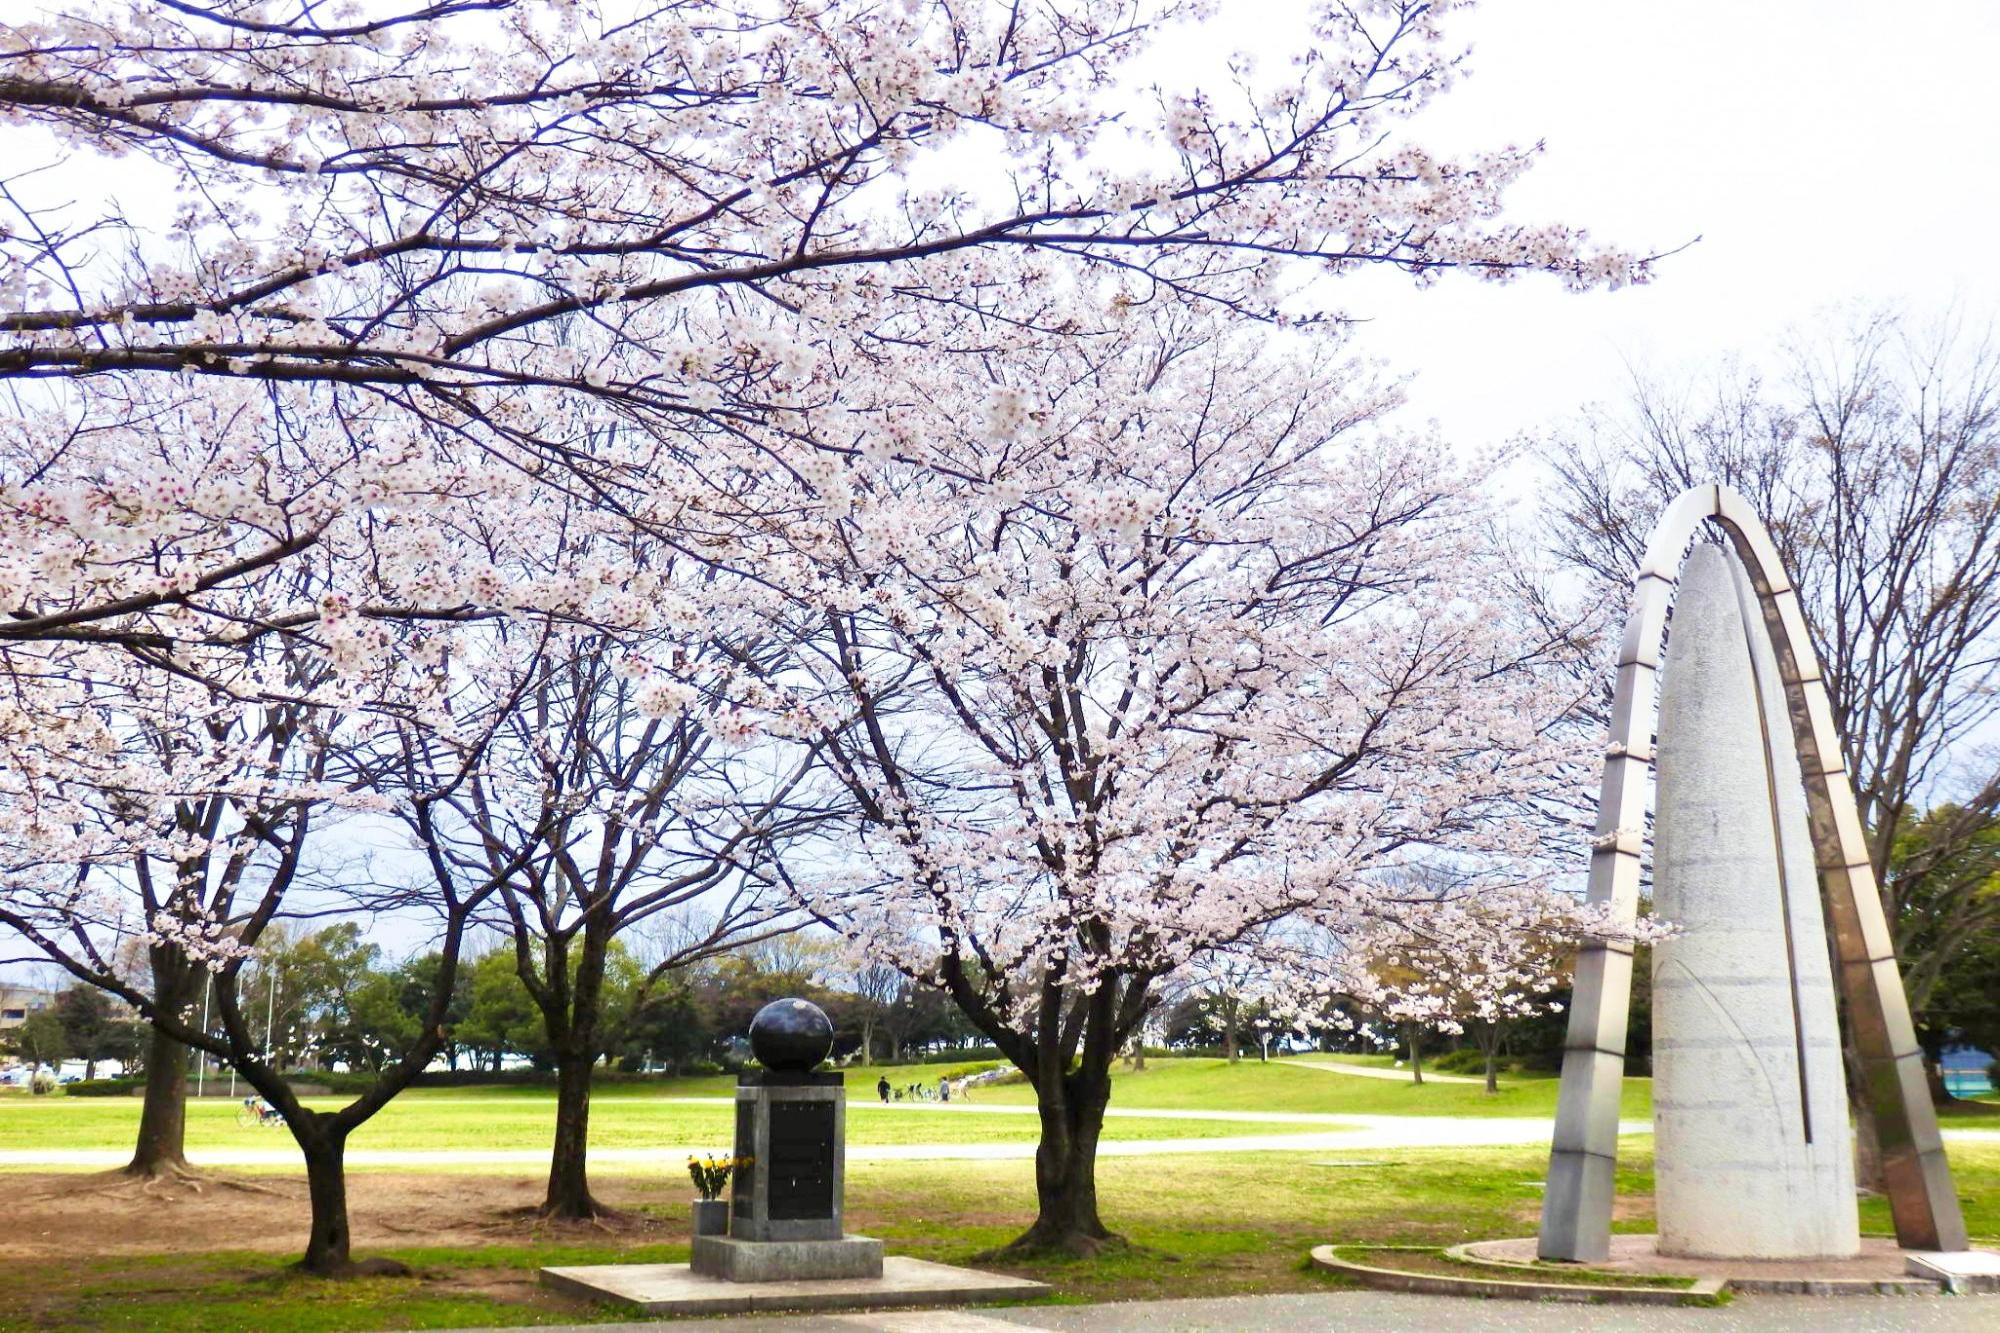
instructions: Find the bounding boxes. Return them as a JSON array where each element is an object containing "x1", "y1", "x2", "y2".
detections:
[{"x1": 1941, "y1": 1044, "x2": 1994, "y2": 1097}]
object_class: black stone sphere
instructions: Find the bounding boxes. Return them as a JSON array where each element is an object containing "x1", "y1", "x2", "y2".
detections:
[{"x1": 748, "y1": 997, "x2": 834, "y2": 1072}]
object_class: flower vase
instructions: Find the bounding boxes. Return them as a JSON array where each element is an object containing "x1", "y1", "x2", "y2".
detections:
[{"x1": 691, "y1": 1198, "x2": 729, "y2": 1237}]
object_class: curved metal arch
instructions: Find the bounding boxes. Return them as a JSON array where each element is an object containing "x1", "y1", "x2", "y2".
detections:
[{"x1": 1536, "y1": 484, "x2": 1966, "y2": 1262}]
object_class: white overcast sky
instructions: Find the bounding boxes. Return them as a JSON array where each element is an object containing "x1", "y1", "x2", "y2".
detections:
[{"x1": 1262, "y1": 0, "x2": 2000, "y2": 454}]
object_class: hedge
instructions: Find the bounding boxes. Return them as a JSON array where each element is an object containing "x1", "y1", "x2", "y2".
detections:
[{"x1": 64, "y1": 1077, "x2": 145, "y2": 1097}]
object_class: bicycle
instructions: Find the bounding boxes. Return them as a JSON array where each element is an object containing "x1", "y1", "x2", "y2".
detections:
[{"x1": 235, "y1": 1095, "x2": 284, "y2": 1128}]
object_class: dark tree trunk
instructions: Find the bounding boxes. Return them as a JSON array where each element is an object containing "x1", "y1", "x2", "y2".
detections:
[
  {"x1": 128, "y1": 1021, "x2": 191, "y2": 1176},
  {"x1": 1008, "y1": 1063, "x2": 1116, "y2": 1256},
  {"x1": 1923, "y1": 1056, "x2": 1958, "y2": 1106},
  {"x1": 1221, "y1": 995, "x2": 1239, "y2": 1063},
  {"x1": 127, "y1": 951, "x2": 197, "y2": 1178},
  {"x1": 1406, "y1": 1024, "x2": 1424, "y2": 1086},
  {"x1": 1475, "y1": 1020, "x2": 1502, "y2": 1095},
  {"x1": 289, "y1": 1116, "x2": 366, "y2": 1274},
  {"x1": 544, "y1": 1053, "x2": 598, "y2": 1218},
  {"x1": 540, "y1": 918, "x2": 611, "y2": 1220}
]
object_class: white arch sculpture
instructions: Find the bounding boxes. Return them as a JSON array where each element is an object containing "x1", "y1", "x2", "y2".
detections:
[{"x1": 1537, "y1": 484, "x2": 1967, "y2": 1262}]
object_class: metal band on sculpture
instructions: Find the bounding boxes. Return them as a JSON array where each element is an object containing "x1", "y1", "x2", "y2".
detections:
[{"x1": 1536, "y1": 484, "x2": 1967, "y2": 1261}]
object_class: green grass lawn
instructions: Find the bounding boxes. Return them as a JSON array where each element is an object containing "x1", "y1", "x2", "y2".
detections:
[
  {"x1": 0, "y1": 1055, "x2": 1607, "y2": 1160},
  {"x1": 0, "y1": 1090, "x2": 1287, "y2": 1157},
  {"x1": 12, "y1": 1055, "x2": 1997, "y2": 1158},
  {"x1": 977, "y1": 1054, "x2": 1659, "y2": 1120},
  {"x1": 4, "y1": 1140, "x2": 1996, "y2": 1332}
]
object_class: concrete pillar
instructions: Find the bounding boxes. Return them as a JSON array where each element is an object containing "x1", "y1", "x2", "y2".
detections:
[{"x1": 1650, "y1": 543, "x2": 1858, "y2": 1259}]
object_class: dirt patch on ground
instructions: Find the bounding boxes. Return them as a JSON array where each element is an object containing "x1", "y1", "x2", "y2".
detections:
[{"x1": 0, "y1": 1170, "x2": 683, "y2": 1263}]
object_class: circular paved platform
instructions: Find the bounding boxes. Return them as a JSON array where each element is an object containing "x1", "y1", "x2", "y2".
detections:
[{"x1": 1459, "y1": 1234, "x2": 1935, "y2": 1293}]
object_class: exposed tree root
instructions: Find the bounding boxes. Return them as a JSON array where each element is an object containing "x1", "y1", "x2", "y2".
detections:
[
  {"x1": 534, "y1": 1196, "x2": 641, "y2": 1229},
  {"x1": 31, "y1": 1162, "x2": 205, "y2": 1202},
  {"x1": 978, "y1": 1227, "x2": 1136, "y2": 1262},
  {"x1": 36, "y1": 1163, "x2": 304, "y2": 1206},
  {"x1": 290, "y1": 1256, "x2": 414, "y2": 1279},
  {"x1": 488, "y1": 1198, "x2": 656, "y2": 1239},
  {"x1": 213, "y1": 1176, "x2": 295, "y2": 1198}
]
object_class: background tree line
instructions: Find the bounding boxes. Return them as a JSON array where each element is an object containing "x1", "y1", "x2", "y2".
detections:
[{"x1": 10, "y1": 932, "x2": 990, "y2": 1089}]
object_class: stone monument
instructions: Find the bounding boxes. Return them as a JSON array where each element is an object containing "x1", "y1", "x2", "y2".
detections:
[
  {"x1": 690, "y1": 997, "x2": 884, "y2": 1282},
  {"x1": 538, "y1": 998, "x2": 1050, "y2": 1313},
  {"x1": 1648, "y1": 544, "x2": 1856, "y2": 1258},
  {"x1": 1538, "y1": 483, "x2": 1965, "y2": 1267}
]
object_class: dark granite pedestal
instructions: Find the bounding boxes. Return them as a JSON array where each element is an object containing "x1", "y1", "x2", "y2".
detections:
[{"x1": 688, "y1": 1068, "x2": 883, "y2": 1282}]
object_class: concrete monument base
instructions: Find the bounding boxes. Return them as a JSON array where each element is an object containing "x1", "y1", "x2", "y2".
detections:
[
  {"x1": 539, "y1": 1254, "x2": 1047, "y2": 1316},
  {"x1": 1466, "y1": 1234, "x2": 2000, "y2": 1296},
  {"x1": 1906, "y1": 1248, "x2": 2000, "y2": 1294},
  {"x1": 691, "y1": 1232, "x2": 883, "y2": 1281}
]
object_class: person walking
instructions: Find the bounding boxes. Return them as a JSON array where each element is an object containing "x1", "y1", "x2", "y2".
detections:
[{"x1": 877, "y1": 1075, "x2": 891, "y2": 1103}]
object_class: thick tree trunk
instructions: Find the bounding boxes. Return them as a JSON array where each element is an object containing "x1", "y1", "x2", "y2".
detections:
[
  {"x1": 1007, "y1": 1065, "x2": 1116, "y2": 1256},
  {"x1": 544, "y1": 1053, "x2": 600, "y2": 1218},
  {"x1": 1484, "y1": 1049, "x2": 1499, "y2": 1094},
  {"x1": 1221, "y1": 996, "x2": 1239, "y2": 1063},
  {"x1": 297, "y1": 1124, "x2": 354, "y2": 1274},
  {"x1": 128, "y1": 1021, "x2": 192, "y2": 1176},
  {"x1": 1406, "y1": 1025, "x2": 1424, "y2": 1086},
  {"x1": 127, "y1": 952, "x2": 196, "y2": 1178},
  {"x1": 1923, "y1": 1056, "x2": 1958, "y2": 1106},
  {"x1": 540, "y1": 918, "x2": 611, "y2": 1221},
  {"x1": 860, "y1": 1020, "x2": 874, "y2": 1066}
]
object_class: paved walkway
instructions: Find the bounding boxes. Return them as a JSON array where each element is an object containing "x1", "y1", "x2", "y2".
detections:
[
  {"x1": 7, "y1": 1118, "x2": 1991, "y2": 1170},
  {"x1": 475, "y1": 1289, "x2": 1997, "y2": 1332},
  {"x1": 0, "y1": 1114, "x2": 1669, "y2": 1169},
  {"x1": 1288, "y1": 1059, "x2": 1484, "y2": 1085},
  {"x1": 5, "y1": 1091, "x2": 1991, "y2": 1169}
]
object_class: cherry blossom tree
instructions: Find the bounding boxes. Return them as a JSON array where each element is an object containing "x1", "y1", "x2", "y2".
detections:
[
  {"x1": 403, "y1": 603, "x2": 825, "y2": 1222},
  {"x1": 0, "y1": 526, "x2": 553, "y2": 1269},
  {"x1": 1176, "y1": 928, "x2": 1289, "y2": 1063},
  {"x1": 1357, "y1": 876, "x2": 1571, "y2": 1092},
  {"x1": 0, "y1": 0, "x2": 1663, "y2": 1269},
  {"x1": 1, "y1": 0, "x2": 1652, "y2": 657},
  {"x1": 0, "y1": 578, "x2": 338, "y2": 1182},
  {"x1": 752, "y1": 303, "x2": 1604, "y2": 1254}
]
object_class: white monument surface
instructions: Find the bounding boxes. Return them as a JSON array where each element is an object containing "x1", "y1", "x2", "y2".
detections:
[{"x1": 1649, "y1": 543, "x2": 1859, "y2": 1260}]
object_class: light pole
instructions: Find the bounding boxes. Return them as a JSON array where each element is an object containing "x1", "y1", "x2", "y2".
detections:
[
  {"x1": 264, "y1": 970, "x2": 279, "y2": 1071},
  {"x1": 195, "y1": 976, "x2": 210, "y2": 1097}
]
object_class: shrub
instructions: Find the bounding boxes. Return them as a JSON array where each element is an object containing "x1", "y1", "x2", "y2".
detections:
[
  {"x1": 1431, "y1": 1047, "x2": 1562, "y2": 1076},
  {"x1": 64, "y1": 1077, "x2": 145, "y2": 1097}
]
